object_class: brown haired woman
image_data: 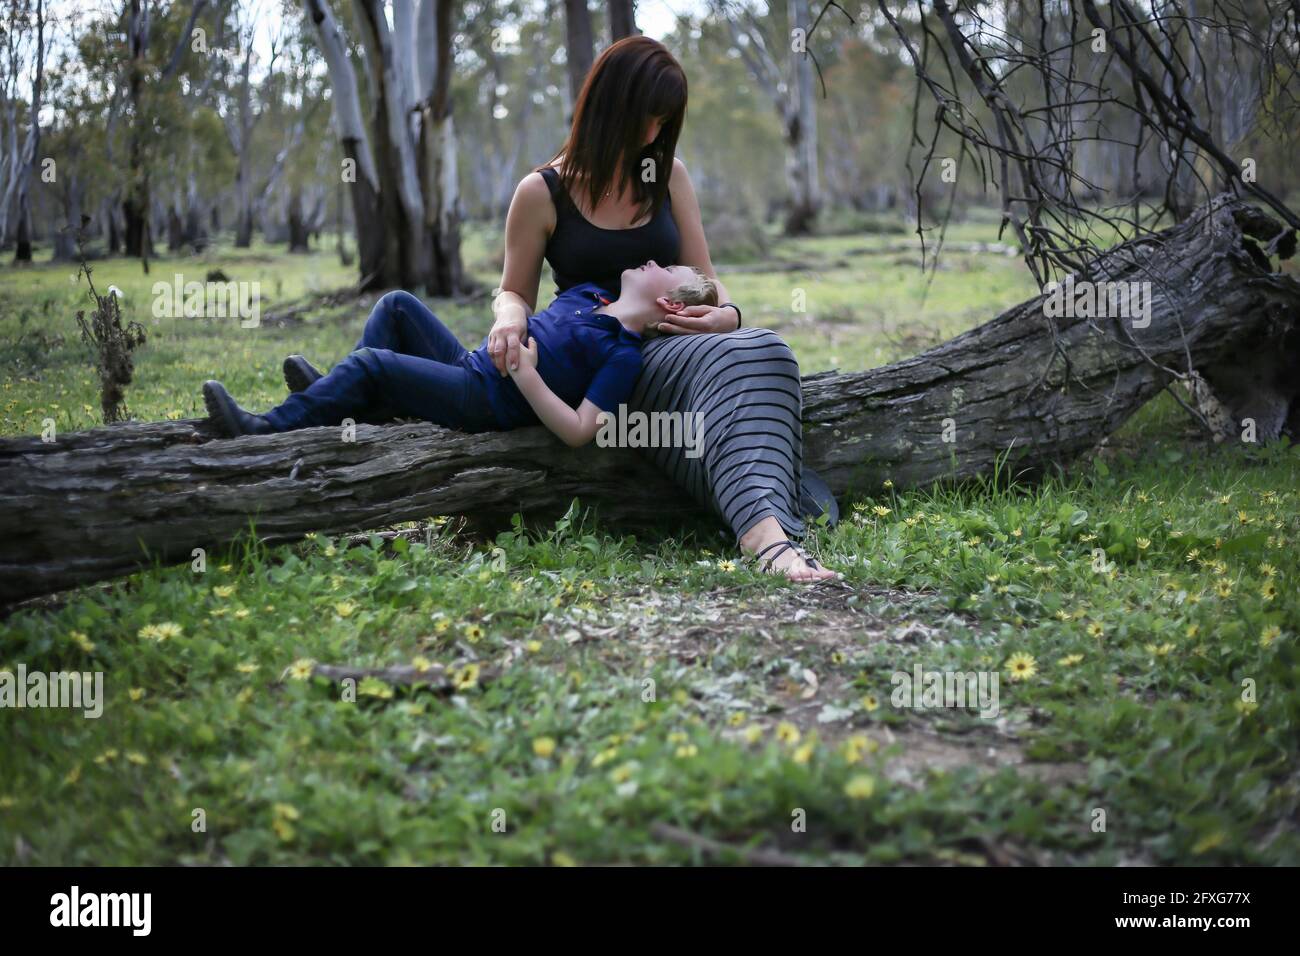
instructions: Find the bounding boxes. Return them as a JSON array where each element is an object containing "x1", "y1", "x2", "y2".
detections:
[{"x1": 489, "y1": 36, "x2": 837, "y2": 582}]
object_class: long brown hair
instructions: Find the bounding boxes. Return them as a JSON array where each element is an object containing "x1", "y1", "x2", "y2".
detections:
[{"x1": 541, "y1": 36, "x2": 688, "y2": 223}]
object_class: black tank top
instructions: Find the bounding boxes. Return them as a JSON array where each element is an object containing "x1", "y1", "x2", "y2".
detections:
[{"x1": 539, "y1": 165, "x2": 680, "y2": 299}]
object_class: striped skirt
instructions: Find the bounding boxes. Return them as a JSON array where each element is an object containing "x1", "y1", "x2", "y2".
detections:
[{"x1": 629, "y1": 328, "x2": 805, "y2": 540}]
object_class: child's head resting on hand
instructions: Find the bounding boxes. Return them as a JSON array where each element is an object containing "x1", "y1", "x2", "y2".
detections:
[{"x1": 618, "y1": 260, "x2": 722, "y2": 338}]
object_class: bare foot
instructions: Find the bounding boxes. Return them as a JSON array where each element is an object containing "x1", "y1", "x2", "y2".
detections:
[{"x1": 739, "y1": 516, "x2": 839, "y2": 583}]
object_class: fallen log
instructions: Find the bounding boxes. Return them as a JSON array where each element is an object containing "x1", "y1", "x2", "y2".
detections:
[{"x1": 1, "y1": 196, "x2": 1296, "y2": 604}]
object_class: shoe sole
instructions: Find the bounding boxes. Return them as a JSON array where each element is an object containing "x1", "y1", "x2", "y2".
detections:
[
  {"x1": 202, "y1": 381, "x2": 242, "y2": 438},
  {"x1": 283, "y1": 356, "x2": 320, "y2": 394}
]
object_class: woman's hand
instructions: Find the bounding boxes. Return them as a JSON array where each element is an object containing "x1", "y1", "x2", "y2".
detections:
[
  {"x1": 655, "y1": 304, "x2": 740, "y2": 336},
  {"x1": 487, "y1": 311, "x2": 528, "y2": 376}
]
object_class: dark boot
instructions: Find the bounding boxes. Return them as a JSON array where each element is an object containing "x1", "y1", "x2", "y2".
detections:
[
  {"x1": 283, "y1": 354, "x2": 323, "y2": 393},
  {"x1": 203, "y1": 381, "x2": 273, "y2": 437}
]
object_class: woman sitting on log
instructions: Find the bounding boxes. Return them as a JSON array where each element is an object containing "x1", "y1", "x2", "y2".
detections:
[{"x1": 207, "y1": 35, "x2": 837, "y2": 583}]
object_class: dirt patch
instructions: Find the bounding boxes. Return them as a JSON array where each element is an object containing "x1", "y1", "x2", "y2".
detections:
[{"x1": 547, "y1": 581, "x2": 1086, "y2": 786}]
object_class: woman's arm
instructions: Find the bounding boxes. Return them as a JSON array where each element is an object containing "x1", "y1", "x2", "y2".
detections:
[
  {"x1": 489, "y1": 172, "x2": 555, "y2": 374},
  {"x1": 657, "y1": 157, "x2": 741, "y2": 335}
]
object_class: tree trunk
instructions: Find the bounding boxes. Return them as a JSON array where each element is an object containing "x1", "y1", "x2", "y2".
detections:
[
  {"x1": 608, "y1": 0, "x2": 636, "y2": 40},
  {"x1": 287, "y1": 185, "x2": 310, "y2": 251},
  {"x1": 783, "y1": 0, "x2": 819, "y2": 235},
  {"x1": 1, "y1": 197, "x2": 1295, "y2": 604},
  {"x1": 417, "y1": 0, "x2": 463, "y2": 295},
  {"x1": 304, "y1": 0, "x2": 387, "y2": 287},
  {"x1": 563, "y1": 0, "x2": 594, "y2": 105},
  {"x1": 9, "y1": 0, "x2": 44, "y2": 263}
]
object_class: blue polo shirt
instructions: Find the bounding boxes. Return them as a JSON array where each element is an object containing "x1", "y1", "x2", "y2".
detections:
[{"x1": 467, "y1": 282, "x2": 644, "y2": 428}]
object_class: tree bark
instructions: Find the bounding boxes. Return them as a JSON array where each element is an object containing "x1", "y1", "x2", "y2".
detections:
[{"x1": 1, "y1": 197, "x2": 1296, "y2": 604}]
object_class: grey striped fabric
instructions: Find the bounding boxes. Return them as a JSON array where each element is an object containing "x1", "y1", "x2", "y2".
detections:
[{"x1": 629, "y1": 328, "x2": 805, "y2": 540}]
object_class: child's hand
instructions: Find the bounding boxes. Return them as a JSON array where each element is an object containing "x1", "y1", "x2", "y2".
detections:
[{"x1": 510, "y1": 337, "x2": 539, "y2": 375}]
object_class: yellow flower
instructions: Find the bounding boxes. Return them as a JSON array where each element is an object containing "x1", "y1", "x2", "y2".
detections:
[
  {"x1": 791, "y1": 743, "x2": 814, "y2": 765},
  {"x1": 1258, "y1": 562, "x2": 1277, "y2": 577},
  {"x1": 64, "y1": 764, "x2": 82, "y2": 785},
  {"x1": 551, "y1": 851, "x2": 577, "y2": 867},
  {"x1": 1144, "y1": 643, "x2": 1174, "y2": 657},
  {"x1": 831, "y1": 651, "x2": 846, "y2": 665},
  {"x1": 718, "y1": 559, "x2": 736, "y2": 572},
  {"x1": 219, "y1": 563, "x2": 234, "y2": 573},
  {"x1": 591, "y1": 747, "x2": 619, "y2": 768},
  {"x1": 1057, "y1": 653, "x2": 1084, "y2": 667},
  {"x1": 156, "y1": 622, "x2": 182, "y2": 641},
  {"x1": 1260, "y1": 625, "x2": 1281, "y2": 648},
  {"x1": 128, "y1": 687, "x2": 145, "y2": 701},
  {"x1": 742, "y1": 724, "x2": 765, "y2": 744},
  {"x1": 272, "y1": 818, "x2": 295, "y2": 842},
  {"x1": 1136, "y1": 537, "x2": 1151, "y2": 551},
  {"x1": 1261, "y1": 581, "x2": 1278, "y2": 601},
  {"x1": 882, "y1": 479, "x2": 893, "y2": 489},
  {"x1": 1011, "y1": 527, "x2": 1022, "y2": 538},
  {"x1": 451, "y1": 663, "x2": 481, "y2": 690},
  {"x1": 236, "y1": 662, "x2": 258, "y2": 674},
  {"x1": 464, "y1": 624, "x2": 485, "y2": 642},
  {"x1": 288, "y1": 658, "x2": 316, "y2": 681},
  {"x1": 860, "y1": 694, "x2": 880, "y2": 712},
  {"x1": 727, "y1": 712, "x2": 748, "y2": 727},
  {"x1": 137, "y1": 624, "x2": 161, "y2": 641},
  {"x1": 1237, "y1": 510, "x2": 1251, "y2": 524},
  {"x1": 1185, "y1": 623, "x2": 1199, "y2": 639},
  {"x1": 412, "y1": 655, "x2": 433, "y2": 673},
  {"x1": 93, "y1": 749, "x2": 119, "y2": 765},
  {"x1": 213, "y1": 585, "x2": 235, "y2": 599},
  {"x1": 872, "y1": 505, "x2": 891, "y2": 517},
  {"x1": 844, "y1": 775, "x2": 876, "y2": 799},
  {"x1": 125, "y1": 751, "x2": 148, "y2": 766},
  {"x1": 70, "y1": 631, "x2": 95, "y2": 653},
  {"x1": 273, "y1": 802, "x2": 300, "y2": 821},
  {"x1": 209, "y1": 607, "x2": 229, "y2": 618},
  {"x1": 433, "y1": 617, "x2": 451, "y2": 634},
  {"x1": 334, "y1": 601, "x2": 357, "y2": 618},
  {"x1": 1087, "y1": 621, "x2": 1104, "y2": 639},
  {"x1": 1006, "y1": 653, "x2": 1037, "y2": 681},
  {"x1": 609, "y1": 762, "x2": 636, "y2": 784},
  {"x1": 842, "y1": 735, "x2": 877, "y2": 761},
  {"x1": 525, "y1": 640, "x2": 542, "y2": 653},
  {"x1": 532, "y1": 737, "x2": 557, "y2": 758},
  {"x1": 775, "y1": 721, "x2": 801, "y2": 745},
  {"x1": 675, "y1": 744, "x2": 699, "y2": 759},
  {"x1": 0, "y1": 796, "x2": 14, "y2": 809}
]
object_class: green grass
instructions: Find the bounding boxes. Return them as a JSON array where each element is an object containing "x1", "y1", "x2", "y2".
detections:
[{"x1": 0, "y1": 223, "x2": 1296, "y2": 865}]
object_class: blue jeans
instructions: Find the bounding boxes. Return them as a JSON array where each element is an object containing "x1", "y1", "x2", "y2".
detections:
[{"x1": 263, "y1": 291, "x2": 497, "y2": 432}]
